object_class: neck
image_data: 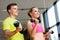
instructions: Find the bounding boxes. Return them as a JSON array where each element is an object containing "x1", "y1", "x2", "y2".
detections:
[{"x1": 10, "y1": 14, "x2": 16, "y2": 19}]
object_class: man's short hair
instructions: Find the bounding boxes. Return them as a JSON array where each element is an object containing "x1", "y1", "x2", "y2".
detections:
[{"x1": 7, "y1": 3, "x2": 17, "y2": 13}]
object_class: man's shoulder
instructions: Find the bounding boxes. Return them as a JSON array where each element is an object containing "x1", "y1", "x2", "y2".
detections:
[{"x1": 3, "y1": 17, "x2": 10, "y2": 23}]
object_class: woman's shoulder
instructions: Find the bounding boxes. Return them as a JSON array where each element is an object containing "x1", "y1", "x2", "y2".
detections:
[
  {"x1": 27, "y1": 20, "x2": 31, "y2": 24},
  {"x1": 26, "y1": 20, "x2": 32, "y2": 27}
]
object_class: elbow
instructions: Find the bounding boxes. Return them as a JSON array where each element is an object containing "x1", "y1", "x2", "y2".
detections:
[
  {"x1": 31, "y1": 35, "x2": 35, "y2": 38},
  {"x1": 5, "y1": 34, "x2": 9, "y2": 38},
  {"x1": 5, "y1": 33, "x2": 11, "y2": 38},
  {"x1": 30, "y1": 33, "x2": 35, "y2": 38}
]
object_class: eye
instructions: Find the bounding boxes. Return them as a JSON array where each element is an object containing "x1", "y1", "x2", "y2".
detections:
[
  {"x1": 35, "y1": 10, "x2": 37, "y2": 12},
  {"x1": 35, "y1": 10, "x2": 39, "y2": 13},
  {"x1": 13, "y1": 8, "x2": 16, "y2": 10}
]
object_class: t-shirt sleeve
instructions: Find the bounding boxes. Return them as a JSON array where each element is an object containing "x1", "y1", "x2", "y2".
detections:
[{"x1": 3, "y1": 21, "x2": 10, "y2": 30}]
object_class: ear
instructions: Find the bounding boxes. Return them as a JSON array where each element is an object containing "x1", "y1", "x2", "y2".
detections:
[
  {"x1": 30, "y1": 12, "x2": 32, "y2": 16},
  {"x1": 8, "y1": 10, "x2": 11, "y2": 13}
]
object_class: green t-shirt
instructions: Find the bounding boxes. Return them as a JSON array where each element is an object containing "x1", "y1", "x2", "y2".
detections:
[{"x1": 3, "y1": 17, "x2": 24, "y2": 40}]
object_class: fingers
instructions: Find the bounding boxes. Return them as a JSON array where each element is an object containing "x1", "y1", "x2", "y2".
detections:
[{"x1": 34, "y1": 19, "x2": 39, "y2": 24}]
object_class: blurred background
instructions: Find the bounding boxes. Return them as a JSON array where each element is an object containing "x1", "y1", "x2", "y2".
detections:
[{"x1": 0, "y1": 0, "x2": 60, "y2": 40}]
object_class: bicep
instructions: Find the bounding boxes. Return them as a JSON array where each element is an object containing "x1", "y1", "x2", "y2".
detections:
[
  {"x1": 26, "y1": 21, "x2": 32, "y2": 35},
  {"x1": 3, "y1": 21, "x2": 10, "y2": 31}
]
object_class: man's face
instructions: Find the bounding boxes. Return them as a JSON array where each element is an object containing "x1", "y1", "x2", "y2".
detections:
[{"x1": 9, "y1": 5, "x2": 19, "y2": 16}]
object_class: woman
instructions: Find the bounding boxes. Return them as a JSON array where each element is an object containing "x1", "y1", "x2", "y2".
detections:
[{"x1": 26, "y1": 7, "x2": 52, "y2": 40}]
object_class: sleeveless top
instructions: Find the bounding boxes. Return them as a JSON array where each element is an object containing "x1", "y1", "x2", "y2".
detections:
[{"x1": 32, "y1": 22, "x2": 44, "y2": 33}]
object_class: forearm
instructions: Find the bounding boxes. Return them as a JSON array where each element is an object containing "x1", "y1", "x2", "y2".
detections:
[
  {"x1": 31, "y1": 24, "x2": 38, "y2": 38},
  {"x1": 5, "y1": 30, "x2": 18, "y2": 38},
  {"x1": 44, "y1": 31, "x2": 51, "y2": 37}
]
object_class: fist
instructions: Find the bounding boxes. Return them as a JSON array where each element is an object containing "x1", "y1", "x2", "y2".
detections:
[{"x1": 34, "y1": 19, "x2": 39, "y2": 24}]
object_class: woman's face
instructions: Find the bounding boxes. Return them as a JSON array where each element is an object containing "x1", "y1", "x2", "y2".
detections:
[{"x1": 30, "y1": 8, "x2": 40, "y2": 19}]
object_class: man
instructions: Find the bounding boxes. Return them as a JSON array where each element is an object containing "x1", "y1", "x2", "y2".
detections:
[{"x1": 2, "y1": 3, "x2": 24, "y2": 40}]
